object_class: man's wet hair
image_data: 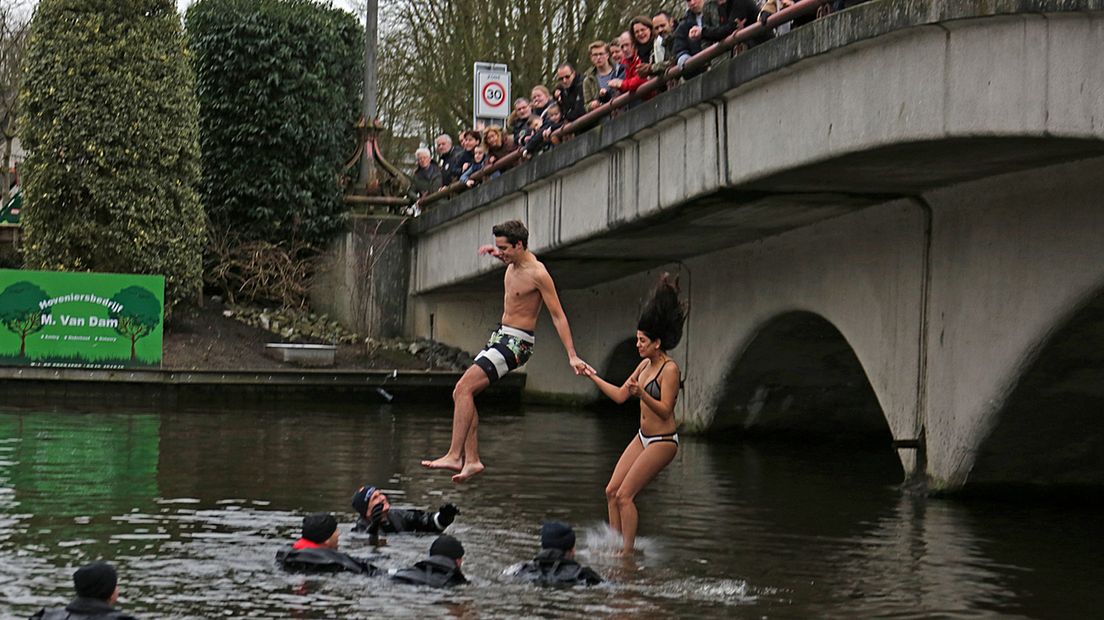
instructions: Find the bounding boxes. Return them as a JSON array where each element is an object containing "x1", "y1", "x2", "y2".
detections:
[{"x1": 492, "y1": 220, "x2": 529, "y2": 248}]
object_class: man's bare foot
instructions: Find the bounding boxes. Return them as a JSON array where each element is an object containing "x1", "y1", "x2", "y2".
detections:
[
  {"x1": 421, "y1": 456, "x2": 463, "y2": 472},
  {"x1": 451, "y1": 462, "x2": 485, "y2": 483}
]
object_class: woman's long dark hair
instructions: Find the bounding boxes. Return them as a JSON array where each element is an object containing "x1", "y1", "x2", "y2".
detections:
[{"x1": 637, "y1": 273, "x2": 688, "y2": 351}]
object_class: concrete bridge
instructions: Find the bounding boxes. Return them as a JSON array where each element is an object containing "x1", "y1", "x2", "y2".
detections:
[{"x1": 353, "y1": 0, "x2": 1104, "y2": 493}]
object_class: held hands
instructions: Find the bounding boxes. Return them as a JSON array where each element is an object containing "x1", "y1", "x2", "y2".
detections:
[
  {"x1": 627, "y1": 376, "x2": 642, "y2": 398},
  {"x1": 689, "y1": 25, "x2": 702, "y2": 41},
  {"x1": 569, "y1": 355, "x2": 592, "y2": 376}
]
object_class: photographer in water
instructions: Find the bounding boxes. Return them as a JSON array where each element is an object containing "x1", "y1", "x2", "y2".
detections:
[{"x1": 350, "y1": 484, "x2": 460, "y2": 544}]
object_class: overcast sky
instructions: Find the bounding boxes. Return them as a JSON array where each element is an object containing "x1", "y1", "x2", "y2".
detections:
[
  {"x1": 176, "y1": 0, "x2": 361, "y2": 15},
  {"x1": 17, "y1": 1, "x2": 361, "y2": 17}
]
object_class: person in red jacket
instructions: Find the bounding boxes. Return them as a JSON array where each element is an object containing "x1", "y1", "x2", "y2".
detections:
[
  {"x1": 276, "y1": 512, "x2": 378, "y2": 574},
  {"x1": 607, "y1": 27, "x2": 657, "y2": 102}
]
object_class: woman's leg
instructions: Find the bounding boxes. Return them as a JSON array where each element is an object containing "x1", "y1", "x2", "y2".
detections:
[
  {"x1": 605, "y1": 437, "x2": 643, "y2": 534},
  {"x1": 614, "y1": 442, "x2": 678, "y2": 554}
]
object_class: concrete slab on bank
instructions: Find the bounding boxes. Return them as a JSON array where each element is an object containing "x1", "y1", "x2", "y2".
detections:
[{"x1": 0, "y1": 366, "x2": 524, "y2": 409}]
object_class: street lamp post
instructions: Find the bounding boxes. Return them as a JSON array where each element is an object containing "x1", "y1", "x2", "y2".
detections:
[{"x1": 343, "y1": 0, "x2": 407, "y2": 210}]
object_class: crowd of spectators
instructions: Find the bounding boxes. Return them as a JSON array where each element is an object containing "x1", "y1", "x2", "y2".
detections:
[{"x1": 408, "y1": 0, "x2": 872, "y2": 207}]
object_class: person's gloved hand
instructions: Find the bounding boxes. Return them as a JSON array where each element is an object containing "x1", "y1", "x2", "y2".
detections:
[{"x1": 437, "y1": 503, "x2": 460, "y2": 528}]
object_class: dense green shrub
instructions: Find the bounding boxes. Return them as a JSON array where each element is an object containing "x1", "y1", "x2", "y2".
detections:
[
  {"x1": 19, "y1": 0, "x2": 204, "y2": 312},
  {"x1": 186, "y1": 0, "x2": 362, "y2": 248}
]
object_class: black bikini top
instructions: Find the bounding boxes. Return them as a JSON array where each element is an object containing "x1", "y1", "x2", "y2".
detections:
[{"x1": 643, "y1": 360, "x2": 670, "y2": 400}]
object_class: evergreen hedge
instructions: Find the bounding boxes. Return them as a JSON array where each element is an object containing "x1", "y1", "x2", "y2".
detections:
[
  {"x1": 20, "y1": 0, "x2": 205, "y2": 312},
  {"x1": 186, "y1": 0, "x2": 362, "y2": 248}
]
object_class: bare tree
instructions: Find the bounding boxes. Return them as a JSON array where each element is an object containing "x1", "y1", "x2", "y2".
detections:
[
  {"x1": 347, "y1": 0, "x2": 653, "y2": 158},
  {"x1": 0, "y1": 0, "x2": 30, "y2": 206}
]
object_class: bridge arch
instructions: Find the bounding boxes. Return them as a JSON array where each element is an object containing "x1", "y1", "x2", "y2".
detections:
[
  {"x1": 967, "y1": 285, "x2": 1104, "y2": 494},
  {"x1": 601, "y1": 336, "x2": 641, "y2": 385},
  {"x1": 710, "y1": 311, "x2": 894, "y2": 446}
]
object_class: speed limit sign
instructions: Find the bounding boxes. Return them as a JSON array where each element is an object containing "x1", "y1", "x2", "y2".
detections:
[
  {"x1": 482, "y1": 81, "x2": 506, "y2": 108},
  {"x1": 473, "y1": 62, "x2": 511, "y2": 125}
]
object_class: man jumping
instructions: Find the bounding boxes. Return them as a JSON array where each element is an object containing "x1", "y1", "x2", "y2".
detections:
[{"x1": 422, "y1": 219, "x2": 588, "y2": 482}]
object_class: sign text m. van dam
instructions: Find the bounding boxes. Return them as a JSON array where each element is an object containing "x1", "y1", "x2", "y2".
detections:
[{"x1": 0, "y1": 269, "x2": 165, "y2": 369}]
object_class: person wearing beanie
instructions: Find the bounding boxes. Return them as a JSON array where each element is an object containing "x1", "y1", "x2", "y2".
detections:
[
  {"x1": 31, "y1": 561, "x2": 137, "y2": 620},
  {"x1": 505, "y1": 522, "x2": 603, "y2": 587},
  {"x1": 350, "y1": 484, "x2": 460, "y2": 544},
  {"x1": 276, "y1": 512, "x2": 378, "y2": 575},
  {"x1": 390, "y1": 534, "x2": 467, "y2": 588}
]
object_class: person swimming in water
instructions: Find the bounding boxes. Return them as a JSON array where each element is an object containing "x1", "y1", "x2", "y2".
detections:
[{"x1": 582, "y1": 274, "x2": 687, "y2": 555}]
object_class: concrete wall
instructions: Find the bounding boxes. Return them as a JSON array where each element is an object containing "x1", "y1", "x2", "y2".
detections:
[
  {"x1": 920, "y1": 156, "x2": 1104, "y2": 490},
  {"x1": 312, "y1": 215, "x2": 409, "y2": 338}
]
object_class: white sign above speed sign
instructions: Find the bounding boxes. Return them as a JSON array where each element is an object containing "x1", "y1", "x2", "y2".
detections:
[{"x1": 473, "y1": 63, "x2": 511, "y2": 122}]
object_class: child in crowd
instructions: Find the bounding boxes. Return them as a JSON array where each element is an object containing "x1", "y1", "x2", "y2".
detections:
[
  {"x1": 460, "y1": 145, "x2": 501, "y2": 187},
  {"x1": 524, "y1": 103, "x2": 565, "y2": 157}
]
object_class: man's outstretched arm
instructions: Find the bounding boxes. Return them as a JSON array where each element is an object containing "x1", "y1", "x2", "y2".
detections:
[
  {"x1": 534, "y1": 268, "x2": 588, "y2": 374},
  {"x1": 478, "y1": 244, "x2": 506, "y2": 263}
]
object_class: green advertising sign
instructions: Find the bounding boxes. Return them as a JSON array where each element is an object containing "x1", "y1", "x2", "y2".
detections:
[{"x1": 0, "y1": 269, "x2": 164, "y2": 369}]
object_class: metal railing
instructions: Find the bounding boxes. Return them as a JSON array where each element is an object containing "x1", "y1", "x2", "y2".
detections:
[{"x1": 416, "y1": 0, "x2": 830, "y2": 210}]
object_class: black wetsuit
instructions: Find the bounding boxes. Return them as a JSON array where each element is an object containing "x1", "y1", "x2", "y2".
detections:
[
  {"x1": 390, "y1": 555, "x2": 467, "y2": 588},
  {"x1": 352, "y1": 507, "x2": 448, "y2": 539},
  {"x1": 31, "y1": 598, "x2": 137, "y2": 620},
  {"x1": 507, "y1": 548, "x2": 603, "y2": 587},
  {"x1": 275, "y1": 546, "x2": 379, "y2": 575}
]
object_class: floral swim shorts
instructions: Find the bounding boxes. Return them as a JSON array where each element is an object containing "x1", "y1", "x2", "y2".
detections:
[{"x1": 473, "y1": 324, "x2": 534, "y2": 382}]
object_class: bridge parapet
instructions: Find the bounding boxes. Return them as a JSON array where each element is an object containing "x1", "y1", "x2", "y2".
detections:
[{"x1": 410, "y1": 0, "x2": 1104, "y2": 295}]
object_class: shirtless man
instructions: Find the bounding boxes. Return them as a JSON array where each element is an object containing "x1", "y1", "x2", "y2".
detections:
[{"x1": 422, "y1": 220, "x2": 588, "y2": 482}]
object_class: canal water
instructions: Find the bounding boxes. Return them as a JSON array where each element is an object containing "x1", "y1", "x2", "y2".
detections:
[{"x1": 0, "y1": 403, "x2": 1100, "y2": 618}]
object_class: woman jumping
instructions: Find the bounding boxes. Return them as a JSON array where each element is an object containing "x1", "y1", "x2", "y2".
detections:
[{"x1": 583, "y1": 274, "x2": 687, "y2": 555}]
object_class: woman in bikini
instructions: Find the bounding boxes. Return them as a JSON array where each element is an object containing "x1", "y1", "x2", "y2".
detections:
[{"x1": 583, "y1": 274, "x2": 687, "y2": 555}]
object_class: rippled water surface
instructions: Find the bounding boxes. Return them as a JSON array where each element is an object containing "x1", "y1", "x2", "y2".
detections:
[{"x1": 1, "y1": 404, "x2": 1101, "y2": 618}]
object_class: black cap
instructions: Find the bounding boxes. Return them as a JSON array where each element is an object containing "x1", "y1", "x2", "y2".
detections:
[
  {"x1": 429, "y1": 534, "x2": 464, "y2": 560},
  {"x1": 540, "y1": 521, "x2": 576, "y2": 551},
  {"x1": 351, "y1": 485, "x2": 377, "y2": 518},
  {"x1": 302, "y1": 512, "x2": 338, "y2": 544},
  {"x1": 73, "y1": 561, "x2": 117, "y2": 601}
]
